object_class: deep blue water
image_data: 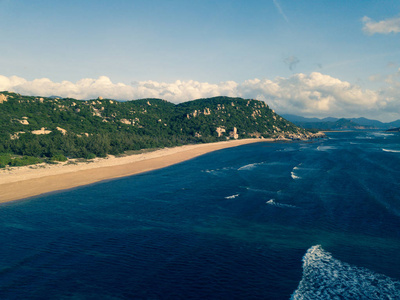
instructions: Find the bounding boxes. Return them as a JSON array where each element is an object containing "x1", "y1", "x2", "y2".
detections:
[{"x1": 1, "y1": 131, "x2": 400, "y2": 299}]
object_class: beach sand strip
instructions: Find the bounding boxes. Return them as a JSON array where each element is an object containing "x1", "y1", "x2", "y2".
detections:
[{"x1": 0, "y1": 139, "x2": 272, "y2": 204}]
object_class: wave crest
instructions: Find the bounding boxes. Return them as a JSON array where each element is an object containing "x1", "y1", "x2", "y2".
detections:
[
  {"x1": 291, "y1": 245, "x2": 400, "y2": 299},
  {"x1": 266, "y1": 199, "x2": 296, "y2": 208},
  {"x1": 383, "y1": 148, "x2": 400, "y2": 153}
]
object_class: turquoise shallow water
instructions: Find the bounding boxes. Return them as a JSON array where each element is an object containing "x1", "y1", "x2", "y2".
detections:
[{"x1": 0, "y1": 131, "x2": 400, "y2": 299}]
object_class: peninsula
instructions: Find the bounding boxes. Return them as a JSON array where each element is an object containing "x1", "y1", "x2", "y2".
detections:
[{"x1": 0, "y1": 92, "x2": 323, "y2": 203}]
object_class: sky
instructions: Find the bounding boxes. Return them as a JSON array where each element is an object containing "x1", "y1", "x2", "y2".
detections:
[{"x1": 0, "y1": 0, "x2": 400, "y2": 121}]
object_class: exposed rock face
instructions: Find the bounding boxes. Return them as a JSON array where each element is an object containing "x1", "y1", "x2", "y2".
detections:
[
  {"x1": 287, "y1": 131, "x2": 325, "y2": 140},
  {"x1": 120, "y1": 119, "x2": 132, "y2": 125},
  {"x1": 19, "y1": 118, "x2": 29, "y2": 125},
  {"x1": 216, "y1": 127, "x2": 226, "y2": 137},
  {"x1": 10, "y1": 131, "x2": 25, "y2": 140},
  {"x1": 92, "y1": 107, "x2": 102, "y2": 117},
  {"x1": 32, "y1": 127, "x2": 52, "y2": 135},
  {"x1": 56, "y1": 127, "x2": 67, "y2": 135},
  {"x1": 229, "y1": 127, "x2": 239, "y2": 139},
  {"x1": 0, "y1": 94, "x2": 8, "y2": 104}
]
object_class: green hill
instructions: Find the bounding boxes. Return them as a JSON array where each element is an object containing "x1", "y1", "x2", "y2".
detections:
[{"x1": 0, "y1": 92, "x2": 321, "y2": 167}]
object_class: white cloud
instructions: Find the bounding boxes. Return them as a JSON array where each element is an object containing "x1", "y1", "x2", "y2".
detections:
[
  {"x1": 0, "y1": 73, "x2": 399, "y2": 121},
  {"x1": 362, "y1": 16, "x2": 400, "y2": 35}
]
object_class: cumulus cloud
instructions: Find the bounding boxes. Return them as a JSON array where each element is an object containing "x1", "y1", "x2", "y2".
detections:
[
  {"x1": 362, "y1": 15, "x2": 400, "y2": 35},
  {"x1": 0, "y1": 73, "x2": 399, "y2": 121}
]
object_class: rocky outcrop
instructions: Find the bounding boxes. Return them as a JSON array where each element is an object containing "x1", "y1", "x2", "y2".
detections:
[
  {"x1": 120, "y1": 119, "x2": 132, "y2": 125},
  {"x1": 10, "y1": 131, "x2": 25, "y2": 140},
  {"x1": 216, "y1": 127, "x2": 226, "y2": 137},
  {"x1": 0, "y1": 94, "x2": 8, "y2": 104},
  {"x1": 32, "y1": 127, "x2": 52, "y2": 135},
  {"x1": 56, "y1": 127, "x2": 67, "y2": 135},
  {"x1": 18, "y1": 117, "x2": 29, "y2": 125},
  {"x1": 229, "y1": 127, "x2": 239, "y2": 139}
]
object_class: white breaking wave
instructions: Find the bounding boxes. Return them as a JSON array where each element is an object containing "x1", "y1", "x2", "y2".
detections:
[
  {"x1": 225, "y1": 194, "x2": 239, "y2": 199},
  {"x1": 316, "y1": 146, "x2": 336, "y2": 151},
  {"x1": 266, "y1": 199, "x2": 296, "y2": 208},
  {"x1": 238, "y1": 162, "x2": 264, "y2": 171},
  {"x1": 291, "y1": 163, "x2": 303, "y2": 180},
  {"x1": 291, "y1": 245, "x2": 400, "y2": 299},
  {"x1": 372, "y1": 132, "x2": 394, "y2": 137},
  {"x1": 291, "y1": 172, "x2": 301, "y2": 180},
  {"x1": 383, "y1": 148, "x2": 400, "y2": 153}
]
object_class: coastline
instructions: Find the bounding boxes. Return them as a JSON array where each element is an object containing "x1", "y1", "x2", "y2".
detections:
[{"x1": 0, "y1": 138, "x2": 275, "y2": 204}]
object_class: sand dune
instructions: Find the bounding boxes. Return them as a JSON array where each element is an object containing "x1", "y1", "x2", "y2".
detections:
[{"x1": 0, "y1": 138, "x2": 272, "y2": 204}]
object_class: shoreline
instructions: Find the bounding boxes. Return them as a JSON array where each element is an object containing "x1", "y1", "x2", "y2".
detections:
[{"x1": 0, "y1": 138, "x2": 276, "y2": 204}]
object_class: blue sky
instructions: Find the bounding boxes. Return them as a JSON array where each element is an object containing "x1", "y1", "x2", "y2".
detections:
[{"x1": 1, "y1": 0, "x2": 400, "y2": 121}]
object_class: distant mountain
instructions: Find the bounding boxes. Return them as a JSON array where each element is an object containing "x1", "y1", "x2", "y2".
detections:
[
  {"x1": 349, "y1": 117, "x2": 400, "y2": 129},
  {"x1": 282, "y1": 114, "x2": 400, "y2": 130}
]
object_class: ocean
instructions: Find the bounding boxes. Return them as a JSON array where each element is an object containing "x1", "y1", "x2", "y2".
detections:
[{"x1": 0, "y1": 131, "x2": 400, "y2": 299}]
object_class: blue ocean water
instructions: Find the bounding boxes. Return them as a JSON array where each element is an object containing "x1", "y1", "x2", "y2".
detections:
[{"x1": 1, "y1": 131, "x2": 400, "y2": 299}]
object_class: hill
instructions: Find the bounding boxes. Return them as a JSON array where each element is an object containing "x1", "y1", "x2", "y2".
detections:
[
  {"x1": 282, "y1": 114, "x2": 400, "y2": 130},
  {"x1": 0, "y1": 92, "x2": 321, "y2": 167}
]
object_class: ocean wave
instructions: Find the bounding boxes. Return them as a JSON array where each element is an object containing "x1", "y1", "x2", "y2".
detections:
[
  {"x1": 266, "y1": 199, "x2": 296, "y2": 208},
  {"x1": 238, "y1": 163, "x2": 261, "y2": 171},
  {"x1": 382, "y1": 148, "x2": 400, "y2": 153},
  {"x1": 203, "y1": 167, "x2": 234, "y2": 175},
  {"x1": 278, "y1": 147, "x2": 296, "y2": 152},
  {"x1": 291, "y1": 172, "x2": 301, "y2": 180},
  {"x1": 316, "y1": 146, "x2": 336, "y2": 151},
  {"x1": 356, "y1": 136, "x2": 373, "y2": 139},
  {"x1": 225, "y1": 194, "x2": 239, "y2": 199},
  {"x1": 291, "y1": 163, "x2": 303, "y2": 180},
  {"x1": 372, "y1": 132, "x2": 394, "y2": 137},
  {"x1": 291, "y1": 245, "x2": 400, "y2": 299}
]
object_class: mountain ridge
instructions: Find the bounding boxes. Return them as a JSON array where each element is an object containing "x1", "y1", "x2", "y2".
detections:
[
  {"x1": 282, "y1": 114, "x2": 400, "y2": 130},
  {"x1": 0, "y1": 92, "x2": 322, "y2": 167}
]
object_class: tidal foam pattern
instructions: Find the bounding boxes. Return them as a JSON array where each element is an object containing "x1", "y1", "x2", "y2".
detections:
[
  {"x1": 266, "y1": 199, "x2": 296, "y2": 208},
  {"x1": 292, "y1": 245, "x2": 400, "y2": 299}
]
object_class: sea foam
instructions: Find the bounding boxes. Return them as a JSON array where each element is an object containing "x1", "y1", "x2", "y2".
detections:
[
  {"x1": 316, "y1": 146, "x2": 336, "y2": 151},
  {"x1": 382, "y1": 148, "x2": 400, "y2": 153},
  {"x1": 238, "y1": 162, "x2": 264, "y2": 171},
  {"x1": 291, "y1": 245, "x2": 400, "y2": 299},
  {"x1": 225, "y1": 194, "x2": 239, "y2": 199},
  {"x1": 266, "y1": 199, "x2": 296, "y2": 208}
]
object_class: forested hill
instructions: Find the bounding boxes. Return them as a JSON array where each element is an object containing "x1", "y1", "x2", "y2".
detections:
[{"x1": 0, "y1": 92, "x2": 320, "y2": 165}]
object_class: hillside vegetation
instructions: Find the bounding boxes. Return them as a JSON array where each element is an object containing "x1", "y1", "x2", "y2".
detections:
[{"x1": 0, "y1": 92, "x2": 319, "y2": 167}]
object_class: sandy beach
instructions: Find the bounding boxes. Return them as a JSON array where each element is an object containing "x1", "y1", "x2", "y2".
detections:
[{"x1": 0, "y1": 138, "x2": 273, "y2": 204}]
